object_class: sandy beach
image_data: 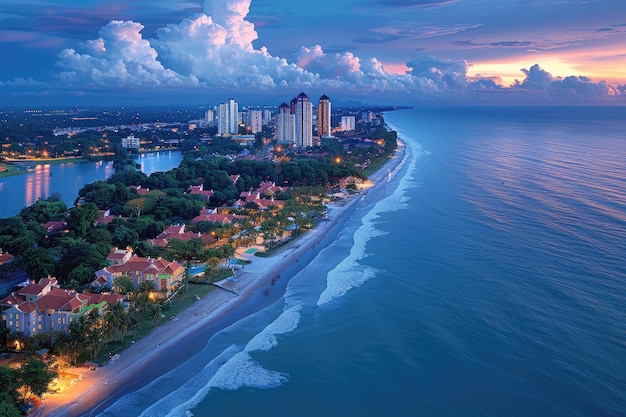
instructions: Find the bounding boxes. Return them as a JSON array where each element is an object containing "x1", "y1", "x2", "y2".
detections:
[{"x1": 32, "y1": 140, "x2": 406, "y2": 417}]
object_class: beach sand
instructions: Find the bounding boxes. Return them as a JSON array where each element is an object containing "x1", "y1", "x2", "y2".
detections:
[{"x1": 32, "y1": 141, "x2": 406, "y2": 417}]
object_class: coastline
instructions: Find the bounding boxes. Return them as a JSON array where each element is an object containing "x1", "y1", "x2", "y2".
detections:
[{"x1": 32, "y1": 140, "x2": 407, "y2": 417}]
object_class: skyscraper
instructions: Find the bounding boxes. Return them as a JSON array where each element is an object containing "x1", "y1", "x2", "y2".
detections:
[
  {"x1": 294, "y1": 92, "x2": 313, "y2": 148},
  {"x1": 276, "y1": 102, "x2": 294, "y2": 145},
  {"x1": 218, "y1": 98, "x2": 239, "y2": 135},
  {"x1": 318, "y1": 94, "x2": 331, "y2": 137}
]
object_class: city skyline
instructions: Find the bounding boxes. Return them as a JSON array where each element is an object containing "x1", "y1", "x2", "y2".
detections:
[{"x1": 1, "y1": 0, "x2": 625, "y2": 106}]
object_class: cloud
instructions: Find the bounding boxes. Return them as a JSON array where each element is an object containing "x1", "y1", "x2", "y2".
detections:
[
  {"x1": 13, "y1": 0, "x2": 620, "y2": 104},
  {"x1": 514, "y1": 64, "x2": 616, "y2": 100},
  {"x1": 406, "y1": 56, "x2": 469, "y2": 90},
  {"x1": 56, "y1": 20, "x2": 195, "y2": 88},
  {"x1": 379, "y1": 0, "x2": 460, "y2": 8}
]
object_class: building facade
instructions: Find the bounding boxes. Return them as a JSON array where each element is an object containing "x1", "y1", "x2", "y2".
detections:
[
  {"x1": 218, "y1": 98, "x2": 239, "y2": 135},
  {"x1": 340, "y1": 116, "x2": 356, "y2": 132},
  {"x1": 318, "y1": 95, "x2": 332, "y2": 137},
  {"x1": 276, "y1": 102, "x2": 295, "y2": 145},
  {"x1": 1, "y1": 277, "x2": 124, "y2": 338},
  {"x1": 246, "y1": 109, "x2": 263, "y2": 134},
  {"x1": 121, "y1": 134, "x2": 140, "y2": 149},
  {"x1": 294, "y1": 92, "x2": 313, "y2": 148}
]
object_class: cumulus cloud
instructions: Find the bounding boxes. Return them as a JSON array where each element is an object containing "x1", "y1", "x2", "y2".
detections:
[
  {"x1": 514, "y1": 64, "x2": 615, "y2": 100},
  {"x1": 56, "y1": 20, "x2": 196, "y2": 88},
  {"x1": 45, "y1": 0, "x2": 622, "y2": 103}
]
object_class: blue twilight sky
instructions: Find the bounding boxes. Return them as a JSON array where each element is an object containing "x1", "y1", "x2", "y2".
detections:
[{"x1": 1, "y1": 0, "x2": 625, "y2": 106}]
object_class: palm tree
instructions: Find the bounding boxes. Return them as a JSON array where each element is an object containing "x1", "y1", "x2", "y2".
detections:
[
  {"x1": 149, "y1": 303, "x2": 163, "y2": 326},
  {"x1": 166, "y1": 238, "x2": 208, "y2": 293}
]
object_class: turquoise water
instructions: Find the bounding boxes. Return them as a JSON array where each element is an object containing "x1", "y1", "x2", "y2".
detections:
[{"x1": 99, "y1": 107, "x2": 626, "y2": 417}]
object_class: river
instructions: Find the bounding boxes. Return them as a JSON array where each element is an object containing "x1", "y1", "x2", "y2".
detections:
[{"x1": 0, "y1": 150, "x2": 183, "y2": 219}]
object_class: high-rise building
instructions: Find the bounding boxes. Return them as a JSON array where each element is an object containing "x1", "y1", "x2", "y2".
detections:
[
  {"x1": 262, "y1": 108, "x2": 274, "y2": 125},
  {"x1": 276, "y1": 103, "x2": 294, "y2": 145},
  {"x1": 294, "y1": 92, "x2": 313, "y2": 148},
  {"x1": 218, "y1": 98, "x2": 239, "y2": 135},
  {"x1": 318, "y1": 94, "x2": 331, "y2": 137},
  {"x1": 340, "y1": 115, "x2": 356, "y2": 132},
  {"x1": 246, "y1": 109, "x2": 263, "y2": 134}
]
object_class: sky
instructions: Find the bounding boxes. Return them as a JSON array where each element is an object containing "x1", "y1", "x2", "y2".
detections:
[{"x1": 1, "y1": 0, "x2": 625, "y2": 107}]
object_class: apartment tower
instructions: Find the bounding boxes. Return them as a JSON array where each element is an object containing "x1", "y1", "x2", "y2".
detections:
[
  {"x1": 276, "y1": 102, "x2": 295, "y2": 145},
  {"x1": 218, "y1": 98, "x2": 239, "y2": 135},
  {"x1": 293, "y1": 92, "x2": 313, "y2": 148},
  {"x1": 318, "y1": 94, "x2": 331, "y2": 137}
]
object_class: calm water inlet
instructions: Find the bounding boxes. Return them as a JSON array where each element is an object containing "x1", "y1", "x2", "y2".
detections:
[{"x1": 0, "y1": 150, "x2": 183, "y2": 218}]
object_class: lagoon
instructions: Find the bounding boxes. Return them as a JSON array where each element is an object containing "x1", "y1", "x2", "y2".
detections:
[{"x1": 0, "y1": 150, "x2": 183, "y2": 219}]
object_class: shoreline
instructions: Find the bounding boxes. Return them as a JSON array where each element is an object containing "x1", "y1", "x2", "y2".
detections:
[{"x1": 32, "y1": 140, "x2": 407, "y2": 417}]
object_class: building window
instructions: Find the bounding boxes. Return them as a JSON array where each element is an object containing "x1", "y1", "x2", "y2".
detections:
[
  {"x1": 57, "y1": 318, "x2": 61, "y2": 324},
  {"x1": 38, "y1": 324, "x2": 42, "y2": 330}
]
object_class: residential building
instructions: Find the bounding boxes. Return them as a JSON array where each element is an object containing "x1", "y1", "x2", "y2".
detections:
[
  {"x1": 318, "y1": 95, "x2": 332, "y2": 137},
  {"x1": 246, "y1": 109, "x2": 263, "y2": 134},
  {"x1": 0, "y1": 277, "x2": 124, "y2": 338},
  {"x1": 341, "y1": 116, "x2": 356, "y2": 132},
  {"x1": 276, "y1": 103, "x2": 294, "y2": 145},
  {"x1": 218, "y1": 98, "x2": 239, "y2": 135},
  {"x1": 361, "y1": 110, "x2": 373, "y2": 123},
  {"x1": 121, "y1": 134, "x2": 140, "y2": 149},
  {"x1": 95, "y1": 254, "x2": 184, "y2": 293},
  {"x1": 294, "y1": 92, "x2": 313, "y2": 148}
]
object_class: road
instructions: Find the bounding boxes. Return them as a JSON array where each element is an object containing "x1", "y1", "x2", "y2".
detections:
[{"x1": 0, "y1": 269, "x2": 28, "y2": 297}]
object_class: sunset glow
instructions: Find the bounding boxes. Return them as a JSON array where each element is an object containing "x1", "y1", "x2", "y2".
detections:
[{"x1": 0, "y1": 0, "x2": 623, "y2": 106}]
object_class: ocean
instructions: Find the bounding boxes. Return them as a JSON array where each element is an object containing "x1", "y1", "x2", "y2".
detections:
[{"x1": 99, "y1": 106, "x2": 626, "y2": 417}]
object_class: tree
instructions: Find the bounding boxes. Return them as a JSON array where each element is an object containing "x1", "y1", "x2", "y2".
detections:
[
  {"x1": 204, "y1": 257, "x2": 221, "y2": 282},
  {"x1": 18, "y1": 247, "x2": 55, "y2": 279},
  {"x1": 0, "y1": 392, "x2": 21, "y2": 417},
  {"x1": 111, "y1": 224, "x2": 139, "y2": 248},
  {"x1": 67, "y1": 202, "x2": 100, "y2": 237},
  {"x1": 18, "y1": 357, "x2": 57, "y2": 399},
  {"x1": 57, "y1": 240, "x2": 107, "y2": 281},
  {"x1": 19, "y1": 199, "x2": 68, "y2": 223},
  {"x1": 113, "y1": 274, "x2": 134, "y2": 294},
  {"x1": 149, "y1": 303, "x2": 163, "y2": 326},
  {"x1": 0, "y1": 367, "x2": 19, "y2": 405},
  {"x1": 67, "y1": 264, "x2": 97, "y2": 287},
  {"x1": 165, "y1": 238, "x2": 207, "y2": 293}
]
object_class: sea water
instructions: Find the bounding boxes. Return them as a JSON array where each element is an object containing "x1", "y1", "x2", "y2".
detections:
[{"x1": 100, "y1": 107, "x2": 626, "y2": 417}]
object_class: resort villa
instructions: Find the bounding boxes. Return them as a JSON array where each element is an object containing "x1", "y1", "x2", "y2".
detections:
[
  {"x1": 0, "y1": 277, "x2": 125, "y2": 338},
  {"x1": 94, "y1": 248, "x2": 184, "y2": 294}
]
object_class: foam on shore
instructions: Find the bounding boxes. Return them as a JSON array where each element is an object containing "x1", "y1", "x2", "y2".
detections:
[{"x1": 317, "y1": 139, "x2": 421, "y2": 306}]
